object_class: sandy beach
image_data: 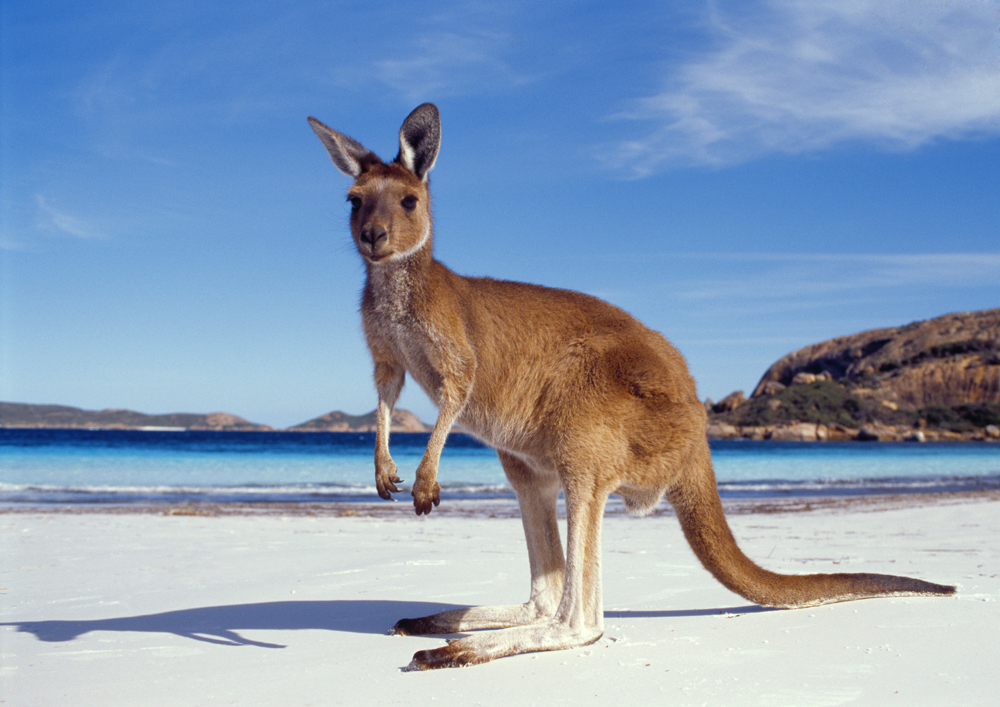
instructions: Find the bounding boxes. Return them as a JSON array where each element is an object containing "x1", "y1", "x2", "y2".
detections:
[{"x1": 2, "y1": 493, "x2": 998, "y2": 706}]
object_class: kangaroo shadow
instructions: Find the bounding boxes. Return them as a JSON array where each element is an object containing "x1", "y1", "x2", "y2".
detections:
[
  {"x1": 1, "y1": 600, "x2": 462, "y2": 649},
  {"x1": 3, "y1": 602, "x2": 778, "y2": 650},
  {"x1": 604, "y1": 605, "x2": 778, "y2": 619}
]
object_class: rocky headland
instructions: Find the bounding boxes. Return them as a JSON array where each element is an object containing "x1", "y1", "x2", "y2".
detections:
[{"x1": 706, "y1": 308, "x2": 1000, "y2": 442}]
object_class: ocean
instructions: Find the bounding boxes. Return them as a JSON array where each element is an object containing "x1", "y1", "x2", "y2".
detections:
[{"x1": 1, "y1": 428, "x2": 998, "y2": 507}]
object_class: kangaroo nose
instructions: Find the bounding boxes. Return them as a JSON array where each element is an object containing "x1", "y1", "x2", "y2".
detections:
[{"x1": 360, "y1": 225, "x2": 388, "y2": 249}]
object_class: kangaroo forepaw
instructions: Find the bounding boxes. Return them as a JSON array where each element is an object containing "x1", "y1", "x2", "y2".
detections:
[
  {"x1": 375, "y1": 464, "x2": 403, "y2": 501},
  {"x1": 411, "y1": 479, "x2": 441, "y2": 515}
]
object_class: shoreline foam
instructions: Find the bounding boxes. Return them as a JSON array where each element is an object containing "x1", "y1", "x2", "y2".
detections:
[{"x1": 4, "y1": 487, "x2": 998, "y2": 518}]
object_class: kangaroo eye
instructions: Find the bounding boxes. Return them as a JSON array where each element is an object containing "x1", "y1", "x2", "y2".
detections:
[
  {"x1": 348, "y1": 196, "x2": 362, "y2": 213},
  {"x1": 401, "y1": 195, "x2": 418, "y2": 211}
]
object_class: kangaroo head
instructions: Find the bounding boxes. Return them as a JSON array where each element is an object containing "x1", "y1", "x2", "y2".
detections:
[{"x1": 308, "y1": 104, "x2": 441, "y2": 264}]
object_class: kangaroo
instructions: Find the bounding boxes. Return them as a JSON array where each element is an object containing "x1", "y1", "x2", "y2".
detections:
[{"x1": 307, "y1": 104, "x2": 956, "y2": 671}]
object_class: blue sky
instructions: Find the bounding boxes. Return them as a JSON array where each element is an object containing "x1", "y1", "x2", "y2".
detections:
[{"x1": 2, "y1": 0, "x2": 999, "y2": 429}]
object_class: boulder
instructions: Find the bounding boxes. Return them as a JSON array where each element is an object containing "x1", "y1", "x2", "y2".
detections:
[
  {"x1": 711, "y1": 391, "x2": 746, "y2": 413},
  {"x1": 706, "y1": 423, "x2": 740, "y2": 439},
  {"x1": 825, "y1": 425, "x2": 858, "y2": 441},
  {"x1": 767, "y1": 423, "x2": 820, "y2": 442},
  {"x1": 759, "y1": 381, "x2": 787, "y2": 396},
  {"x1": 856, "y1": 426, "x2": 881, "y2": 441}
]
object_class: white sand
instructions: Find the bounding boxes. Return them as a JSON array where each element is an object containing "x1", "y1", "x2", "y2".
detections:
[{"x1": 2, "y1": 497, "x2": 998, "y2": 706}]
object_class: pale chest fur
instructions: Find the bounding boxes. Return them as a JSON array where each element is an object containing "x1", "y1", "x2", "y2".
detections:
[{"x1": 362, "y1": 265, "x2": 450, "y2": 406}]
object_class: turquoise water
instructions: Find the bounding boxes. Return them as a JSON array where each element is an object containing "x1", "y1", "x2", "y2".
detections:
[{"x1": 1, "y1": 428, "x2": 998, "y2": 505}]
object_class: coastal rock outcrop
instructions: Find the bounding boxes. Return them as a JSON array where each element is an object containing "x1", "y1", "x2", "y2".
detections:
[
  {"x1": 708, "y1": 309, "x2": 1000, "y2": 441},
  {"x1": 750, "y1": 308, "x2": 1000, "y2": 407}
]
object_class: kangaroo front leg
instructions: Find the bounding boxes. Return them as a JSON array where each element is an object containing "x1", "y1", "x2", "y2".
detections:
[
  {"x1": 409, "y1": 410, "x2": 449, "y2": 515},
  {"x1": 410, "y1": 347, "x2": 476, "y2": 515},
  {"x1": 373, "y1": 359, "x2": 405, "y2": 500},
  {"x1": 405, "y1": 483, "x2": 609, "y2": 670}
]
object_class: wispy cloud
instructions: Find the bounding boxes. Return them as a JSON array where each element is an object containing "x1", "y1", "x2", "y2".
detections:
[
  {"x1": 673, "y1": 252, "x2": 1000, "y2": 302},
  {"x1": 603, "y1": 0, "x2": 1000, "y2": 174},
  {"x1": 315, "y1": 0, "x2": 542, "y2": 103},
  {"x1": 587, "y1": 251, "x2": 1000, "y2": 318},
  {"x1": 67, "y1": 3, "x2": 536, "y2": 131},
  {"x1": 35, "y1": 195, "x2": 106, "y2": 241},
  {"x1": 0, "y1": 237, "x2": 28, "y2": 252},
  {"x1": 374, "y1": 29, "x2": 535, "y2": 103}
]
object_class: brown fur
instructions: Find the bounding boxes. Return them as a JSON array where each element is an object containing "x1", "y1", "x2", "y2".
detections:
[{"x1": 307, "y1": 104, "x2": 956, "y2": 670}]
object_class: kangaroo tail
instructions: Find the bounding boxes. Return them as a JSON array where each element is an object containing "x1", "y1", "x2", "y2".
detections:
[{"x1": 667, "y1": 442, "x2": 956, "y2": 608}]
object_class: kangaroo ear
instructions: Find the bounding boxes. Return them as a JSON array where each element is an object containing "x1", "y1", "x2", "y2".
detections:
[
  {"x1": 396, "y1": 103, "x2": 440, "y2": 182},
  {"x1": 308, "y1": 117, "x2": 383, "y2": 178}
]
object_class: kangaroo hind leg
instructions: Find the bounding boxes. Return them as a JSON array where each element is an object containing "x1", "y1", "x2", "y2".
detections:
[
  {"x1": 405, "y1": 474, "x2": 608, "y2": 670},
  {"x1": 390, "y1": 452, "x2": 565, "y2": 636}
]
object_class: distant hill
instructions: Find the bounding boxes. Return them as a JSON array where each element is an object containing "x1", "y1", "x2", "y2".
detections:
[
  {"x1": 0, "y1": 402, "x2": 432, "y2": 433},
  {"x1": 0, "y1": 402, "x2": 272, "y2": 431},
  {"x1": 289, "y1": 408, "x2": 431, "y2": 432}
]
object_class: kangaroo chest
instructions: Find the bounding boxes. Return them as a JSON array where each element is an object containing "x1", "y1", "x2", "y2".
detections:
[
  {"x1": 378, "y1": 317, "x2": 442, "y2": 392},
  {"x1": 363, "y1": 271, "x2": 451, "y2": 406}
]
